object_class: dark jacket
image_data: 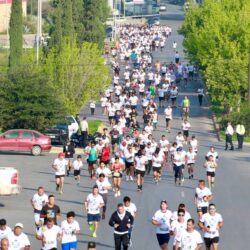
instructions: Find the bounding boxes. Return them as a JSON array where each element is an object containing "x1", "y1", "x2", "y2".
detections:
[
  {"x1": 63, "y1": 143, "x2": 75, "y2": 158},
  {"x1": 109, "y1": 211, "x2": 134, "y2": 234}
]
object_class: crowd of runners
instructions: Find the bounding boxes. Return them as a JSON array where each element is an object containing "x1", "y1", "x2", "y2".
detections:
[{"x1": 0, "y1": 24, "x2": 224, "y2": 250}]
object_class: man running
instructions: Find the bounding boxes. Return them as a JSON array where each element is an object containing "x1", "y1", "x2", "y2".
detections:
[
  {"x1": 198, "y1": 204, "x2": 223, "y2": 250},
  {"x1": 84, "y1": 185, "x2": 104, "y2": 238},
  {"x1": 152, "y1": 200, "x2": 172, "y2": 250},
  {"x1": 52, "y1": 152, "x2": 68, "y2": 194}
]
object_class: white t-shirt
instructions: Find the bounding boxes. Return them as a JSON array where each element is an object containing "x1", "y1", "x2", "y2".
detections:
[
  {"x1": 152, "y1": 209, "x2": 172, "y2": 234},
  {"x1": 174, "y1": 151, "x2": 186, "y2": 166},
  {"x1": 124, "y1": 203, "x2": 137, "y2": 217},
  {"x1": 86, "y1": 194, "x2": 104, "y2": 214},
  {"x1": 73, "y1": 160, "x2": 83, "y2": 170},
  {"x1": 189, "y1": 139, "x2": 198, "y2": 152},
  {"x1": 130, "y1": 96, "x2": 138, "y2": 105},
  {"x1": 206, "y1": 151, "x2": 218, "y2": 160},
  {"x1": 159, "y1": 139, "x2": 169, "y2": 152},
  {"x1": 177, "y1": 229, "x2": 203, "y2": 250},
  {"x1": 61, "y1": 220, "x2": 80, "y2": 244},
  {"x1": 8, "y1": 232, "x2": 30, "y2": 250},
  {"x1": 32, "y1": 193, "x2": 48, "y2": 212},
  {"x1": 205, "y1": 161, "x2": 217, "y2": 173},
  {"x1": 170, "y1": 220, "x2": 187, "y2": 246},
  {"x1": 186, "y1": 152, "x2": 196, "y2": 164},
  {"x1": 200, "y1": 213, "x2": 223, "y2": 238},
  {"x1": 182, "y1": 122, "x2": 191, "y2": 131},
  {"x1": 135, "y1": 155, "x2": 147, "y2": 171},
  {"x1": 195, "y1": 187, "x2": 212, "y2": 208},
  {"x1": 164, "y1": 108, "x2": 172, "y2": 119},
  {"x1": 53, "y1": 158, "x2": 67, "y2": 176},
  {"x1": 152, "y1": 155, "x2": 162, "y2": 168},
  {"x1": 96, "y1": 179, "x2": 111, "y2": 194},
  {"x1": 0, "y1": 226, "x2": 12, "y2": 240},
  {"x1": 176, "y1": 135, "x2": 185, "y2": 147},
  {"x1": 37, "y1": 225, "x2": 61, "y2": 250},
  {"x1": 96, "y1": 167, "x2": 112, "y2": 179}
]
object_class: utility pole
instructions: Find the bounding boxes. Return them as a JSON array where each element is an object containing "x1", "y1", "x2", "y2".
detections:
[{"x1": 36, "y1": 0, "x2": 42, "y2": 64}]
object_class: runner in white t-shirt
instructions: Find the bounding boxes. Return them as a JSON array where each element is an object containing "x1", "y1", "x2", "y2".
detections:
[
  {"x1": 152, "y1": 201, "x2": 172, "y2": 250},
  {"x1": 36, "y1": 218, "x2": 62, "y2": 250},
  {"x1": 198, "y1": 204, "x2": 223, "y2": 250},
  {"x1": 124, "y1": 196, "x2": 137, "y2": 247},
  {"x1": 186, "y1": 147, "x2": 197, "y2": 179},
  {"x1": 72, "y1": 155, "x2": 83, "y2": 185},
  {"x1": 175, "y1": 218, "x2": 203, "y2": 250},
  {"x1": 84, "y1": 186, "x2": 104, "y2": 238},
  {"x1": 52, "y1": 152, "x2": 68, "y2": 194},
  {"x1": 31, "y1": 186, "x2": 48, "y2": 229},
  {"x1": 8, "y1": 223, "x2": 30, "y2": 250},
  {"x1": 61, "y1": 211, "x2": 80, "y2": 250},
  {"x1": 0, "y1": 219, "x2": 11, "y2": 240},
  {"x1": 195, "y1": 180, "x2": 213, "y2": 218}
]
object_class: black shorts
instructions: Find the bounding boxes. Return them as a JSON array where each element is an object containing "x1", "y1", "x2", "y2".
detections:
[
  {"x1": 74, "y1": 170, "x2": 80, "y2": 176},
  {"x1": 183, "y1": 130, "x2": 189, "y2": 137},
  {"x1": 88, "y1": 160, "x2": 97, "y2": 166},
  {"x1": 153, "y1": 167, "x2": 161, "y2": 173},
  {"x1": 136, "y1": 170, "x2": 145, "y2": 177},
  {"x1": 165, "y1": 118, "x2": 171, "y2": 123},
  {"x1": 189, "y1": 71, "x2": 194, "y2": 77},
  {"x1": 156, "y1": 233, "x2": 170, "y2": 246},
  {"x1": 159, "y1": 97, "x2": 164, "y2": 101},
  {"x1": 207, "y1": 171, "x2": 215, "y2": 177},
  {"x1": 125, "y1": 161, "x2": 134, "y2": 168},
  {"x1": 55, "y1": 175, "x2": 65, "y2": 178},
  {"x1": 139, "y1": 92, "x2": 144, "y2": 96},
  {"x1": 101, "y1": 160, "x2": 110, "y2": 165},
  {"x1": 187, "y1": 163, "x2": 194, "y2": 168},
  {"x1": 111, "y1": 138, "x2": 119, "y2": 145},
  {"x1": 204, "y1": 237, "x2": 219, "y2": 247},
  {"x1": 197, "y1": 206, "x2": 208, "y2": 214}
]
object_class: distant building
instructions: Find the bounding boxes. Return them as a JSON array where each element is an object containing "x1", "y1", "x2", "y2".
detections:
[
  {"x1": 122, "y1": 0, "x2": 159, "y2": 16},
  {"x1": 0, "y1": 0, "x2": 27, "y2": 33}
]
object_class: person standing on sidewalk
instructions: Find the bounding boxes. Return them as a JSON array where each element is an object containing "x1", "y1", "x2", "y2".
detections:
[
  {"x1": 225, "y1": 122, "x2": 234, "y2": 150},
  {"x1": 197, "y1": 88, "x2": 204, "y2": 106},
  {"x1": 236, "y1": 123, "x2": 245, "y2": 150},
  {"x1": 80, "y1": 117, "x2": 89, "y2": 148},
  {"x1": 109, "y1": 203, "x2": 134, "y2": 250}
]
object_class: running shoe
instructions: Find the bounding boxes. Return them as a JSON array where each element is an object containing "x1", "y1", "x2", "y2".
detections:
[
  {"x1": 92, "y1": 232, "x2": 97, "y2": 238},
  {"x1": 117, "y1": 190, "x2": 121, "y2": 196},
  {"x1": 130, "y1": 176, "x2": 134, "y2": 181},
  {"x1": 126, "y1": 176, "x2": 129, "y2": 181}
]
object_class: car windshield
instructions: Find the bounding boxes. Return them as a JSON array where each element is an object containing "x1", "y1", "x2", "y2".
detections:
[{"x1": 65, "y1": 116, "x2": 75, "y2": 124}]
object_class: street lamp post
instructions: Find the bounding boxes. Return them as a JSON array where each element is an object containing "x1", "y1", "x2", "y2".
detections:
[{"x1": 36, "y1": 0, "x2": 42, "y2": 64}]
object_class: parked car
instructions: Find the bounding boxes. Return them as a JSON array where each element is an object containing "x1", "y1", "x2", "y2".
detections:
[
  {"x1": 147, "y1": 17, "x2": 160, "y2": 26},
  {"x1": 0, "y1": 167, "x2": 21, "y2": 195},
  {"x1": 0, "y1": 129, "x2": 51, "y2": 156},
  {"x1": 45, "y1": 127, "x2": 68, "y2": 145},
  {"x1": 55, "y1": 116, "x2": 79, "y2": 139}
]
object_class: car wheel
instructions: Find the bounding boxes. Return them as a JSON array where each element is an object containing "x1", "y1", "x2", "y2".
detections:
[{"x1": 31, "y1": 146, "x2": 42, "y2": 156}]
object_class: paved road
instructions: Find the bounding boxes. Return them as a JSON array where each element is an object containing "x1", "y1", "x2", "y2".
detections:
[{"x1": 1, "y1": 2, "x2": 250, "y2": 250}]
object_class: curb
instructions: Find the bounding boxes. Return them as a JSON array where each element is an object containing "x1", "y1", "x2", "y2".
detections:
[{"x1": 49, "y1": 147, "x2": 83, "y2": 154}]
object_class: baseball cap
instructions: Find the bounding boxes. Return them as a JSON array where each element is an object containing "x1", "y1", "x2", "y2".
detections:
[
  {"x1": 58, "y1": 152, "x2": 65, "y2": 158},
  {"x1": 15, "y1": 223, "x2": 23, "y2": 229}
]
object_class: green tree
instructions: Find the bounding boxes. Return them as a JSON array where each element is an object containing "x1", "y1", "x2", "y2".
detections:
[
  {"x1": 72, "y1": 0, "x2": 84, "y2": 43},
  {"x1": 62, "y1": 0, "x2": 74, "y2": 38},
  {"x1": 44, "y1": 38, "x2": 111, "y2": 114},
  {"x1": 9, "y1": 0, "x2": 23, "y2": 69},
  {"x1": 0, "y1": 65, "x2": 65, "y2": 131},
  {"x1": 180, "y1": 0, "x2": 250, "y2": 108},
  {"x1": 82, "y1": 0, "x2": 110, "y2": 48},
  {"x1": 49, "y1": 1, "x2": 63, "y2": 49}
]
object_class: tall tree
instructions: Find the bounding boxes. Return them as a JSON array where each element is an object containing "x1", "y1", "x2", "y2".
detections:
[
  {"x1": 9, "y1": 0, "x2": 23, "y2": 69},
  {"x1": 82, "y1": 0, "x2": 109, "y2": 48},
  {"x1": 72, "y1": 0, "x2": 84, "y2": 44},
  {"x1": 62, "y1": 0, "x2": 74, "y2": 38},
  {"x1": 49, "y1": 1, "x2": 63, "y2": 49}
]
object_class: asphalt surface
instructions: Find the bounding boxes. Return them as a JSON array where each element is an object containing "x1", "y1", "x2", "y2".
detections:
[{"x1": 1, "y1": 2, "x2": 250, "y2": 250}]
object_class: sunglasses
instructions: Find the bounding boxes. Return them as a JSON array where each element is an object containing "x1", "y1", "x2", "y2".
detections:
[{"x1": 178, "y1": 214, "x2": 185, "y2": 217}]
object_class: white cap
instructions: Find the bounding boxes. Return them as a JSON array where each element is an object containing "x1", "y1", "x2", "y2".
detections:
[{"x1": 15, "y1": 223, "x2": 23, "y2": 229}]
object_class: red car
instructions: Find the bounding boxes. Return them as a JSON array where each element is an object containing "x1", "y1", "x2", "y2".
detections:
[{"x1": 0, "y1": 129, "x2": 51, "y2": 156}]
